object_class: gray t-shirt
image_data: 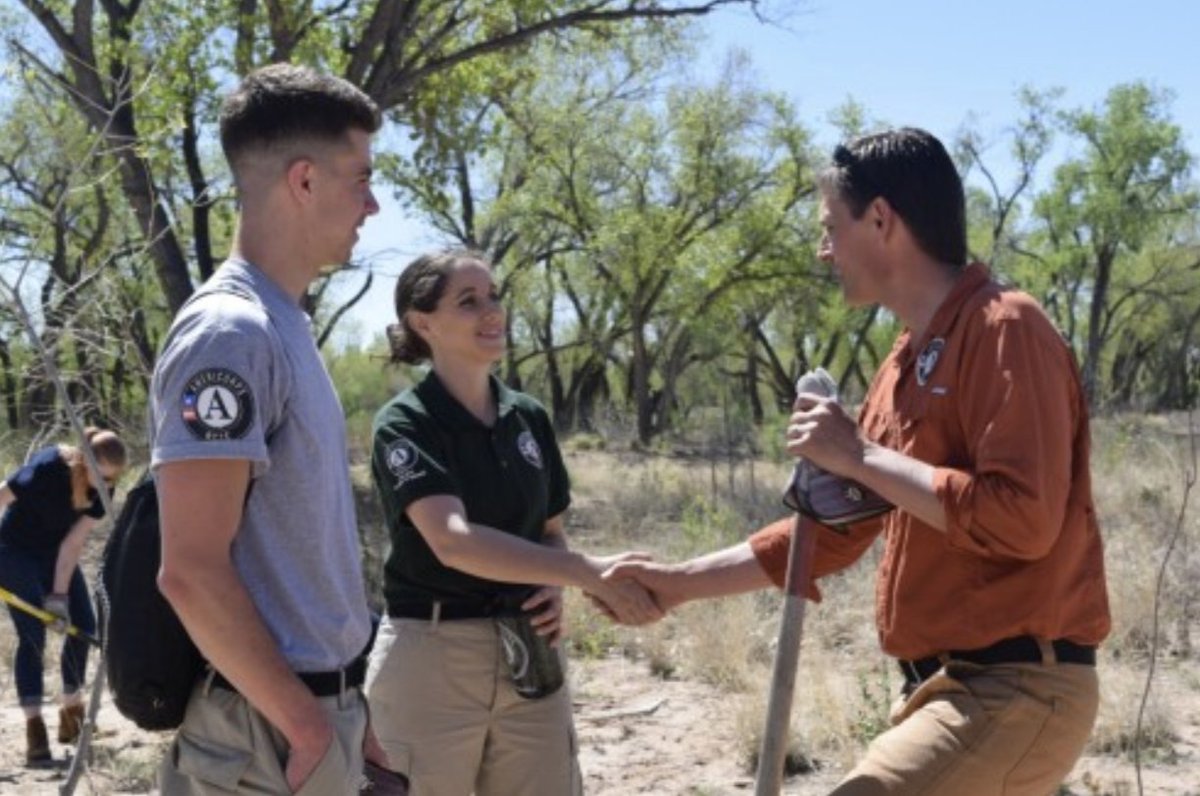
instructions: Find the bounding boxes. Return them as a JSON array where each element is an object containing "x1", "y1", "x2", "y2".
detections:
[{"x1": 150, "y1": 259, "x2": 370, "y2": 671}]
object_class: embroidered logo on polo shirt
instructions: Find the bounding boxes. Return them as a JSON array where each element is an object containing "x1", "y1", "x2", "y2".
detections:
[
  {"x1": 384, "y1": 436, "x2": 426, "y2": 487},
  {"x1": 517, "y1": 431, "x2": 543, "y2": 469},
  {"x1": 181, "y1": 369, "x2": 254, "y2": 440},
  {"x1": 916, "y1": 338, "x2": 946, "y2": 387}
]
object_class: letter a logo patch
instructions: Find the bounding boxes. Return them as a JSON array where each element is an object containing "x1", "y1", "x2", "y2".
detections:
[{"x1": 181, "y1": 368, "x2": 254, "y2": 440}]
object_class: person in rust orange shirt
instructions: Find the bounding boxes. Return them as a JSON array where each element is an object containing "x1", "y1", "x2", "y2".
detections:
[{"x1": 606, "y1": 127, "x2": 1111, "y2": 795}]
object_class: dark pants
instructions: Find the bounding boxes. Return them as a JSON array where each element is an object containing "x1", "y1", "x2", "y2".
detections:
[{"x1": 0, "y1": 545, "x2": 95, "y2": 706}]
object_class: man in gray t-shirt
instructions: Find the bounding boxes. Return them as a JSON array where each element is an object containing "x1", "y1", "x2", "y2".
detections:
[{"x1": 152, "y1": 64, "x2": 387, "y2": 795}]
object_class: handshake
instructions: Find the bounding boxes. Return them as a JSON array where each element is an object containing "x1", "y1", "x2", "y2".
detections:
[
  {"x1": 579, "y1": 552, "x2": 686, "y2": 626},
  {"x1": 572, "y1": 368, "x2": 895, "y2": 626}
]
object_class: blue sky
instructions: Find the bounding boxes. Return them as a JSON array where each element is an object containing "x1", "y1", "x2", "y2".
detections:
[{"x1": 335, "y1": 0, "x2": 1198, "y2": 345}]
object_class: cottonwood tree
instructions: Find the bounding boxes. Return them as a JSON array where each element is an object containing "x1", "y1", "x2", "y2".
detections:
[
  {"x1": 379, "y1": 37, "x2": 821, "y2": 439},
  {"x1": 956, "y1": 86, "x2": 1061, "y2": 275},
  {"x1": 1030, "y1": 83, "x2": 1196, "y2": 407},
  {"x1": 7, "y1": 0, "x2": 782, "y2": 319},
  {"x1": 0, "y1": 70, "x2": 156, "y2": 433},
  {"x1": 499, "y1": 52, "x2": 816, "y2": 441}
]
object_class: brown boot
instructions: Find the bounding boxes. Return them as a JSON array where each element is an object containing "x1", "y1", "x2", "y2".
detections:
[
  {"x1": 26, "y1": 715, "x2": 52, "y2": 766},
  {"x1": 58, "y1": 704, "x2": 85, "y2": 744}
]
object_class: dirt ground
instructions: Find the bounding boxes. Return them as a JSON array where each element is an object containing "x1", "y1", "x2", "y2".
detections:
[{"x1": 0, "y1": 652, "x2": 1197, "y2": 795}]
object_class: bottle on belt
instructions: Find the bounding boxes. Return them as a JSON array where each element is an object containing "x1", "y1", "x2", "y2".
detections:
[{"x1": 496, "y1": 587, "x2": 565, "y2": 699}]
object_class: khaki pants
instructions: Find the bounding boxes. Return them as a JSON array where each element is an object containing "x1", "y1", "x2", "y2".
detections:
[
  {"x1": 832, "y1": 661, "x2": 1099, "y2": 796},
  {"x1": 158, "y1": 678, "x2": 367, "y2": 795},
  {"x1": 365, "y1": 615, "x2": 582, "y2": 796}
]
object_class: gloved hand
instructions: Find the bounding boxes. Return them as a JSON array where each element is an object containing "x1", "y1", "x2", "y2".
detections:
[
  {"x1": 43, "y1": 593, "x2": 70, "y2": 633},
  {"x1": 782, "y1": 368, "x2": 893, "y2": 530}
]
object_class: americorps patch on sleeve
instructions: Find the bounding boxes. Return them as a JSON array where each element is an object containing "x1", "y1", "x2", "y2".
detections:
[
  {"x1": 517, "y1": 430, "x2": 543, "y2": 469},
  {"x1": 385, "y1": 435, "x2": 426, "y2": 487},
  {"x1": 181, "y1": 368, "x2": 255, "y2": 440}
]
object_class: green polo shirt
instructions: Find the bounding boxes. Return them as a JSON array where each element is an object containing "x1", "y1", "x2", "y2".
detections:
[{"x1": 371, "y1": 370, "x2": 571, "y2": 610}]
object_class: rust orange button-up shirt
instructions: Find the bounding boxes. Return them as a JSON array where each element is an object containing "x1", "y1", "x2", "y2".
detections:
[{"x1": 750, "y1": 264, "x2": 1111, "y2": 660}]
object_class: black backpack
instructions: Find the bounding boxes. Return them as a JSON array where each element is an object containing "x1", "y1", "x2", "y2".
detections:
[{"x1": 97, "y1": 472, "x2": 204, "y2": 730}]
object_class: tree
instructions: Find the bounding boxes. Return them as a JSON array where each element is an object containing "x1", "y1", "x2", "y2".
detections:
[
  {"x1": 1030, "y1": 83, "x2": 1196, "y2": 406},
  {"x1": 0, "y1": 0, "x2": 788, "y2": 433},
  {"x1": 0, "y1": 70, "x2": 158, "y2": 432},
  {"x1": 497, "y1": 51, "x2": 816, "y2": 443},
  {"x1": 378, "y1": 36, "x2": 820, "y2": 440},
  {"x1": 956, "y1": 86, "x2": 1060, "y2": 275},
  {"x1": 8, "y1": 0, "x2": 777, "y2": 316}
]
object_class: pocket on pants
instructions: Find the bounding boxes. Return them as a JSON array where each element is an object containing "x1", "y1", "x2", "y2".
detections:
[
  {"x1": 294, "y1": 736, "x2": 347, "y2": 796},
  {"x1": 175, "y1": 732, "x2": 254, "y2": 790},
  {"x1": 389, "y1": 745, "x2": 412, "y2": 776}
]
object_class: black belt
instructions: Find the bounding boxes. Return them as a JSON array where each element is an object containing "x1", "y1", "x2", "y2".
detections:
[
  {"x1": 388, "y1": 599, "x2": 501, "y2": 621},
  {"x1": 899, "y1": 636, "x2": 1096, "y2": 687},
  {"x1": 210, "y1": 656, "x2": 367, "y2": 698}
]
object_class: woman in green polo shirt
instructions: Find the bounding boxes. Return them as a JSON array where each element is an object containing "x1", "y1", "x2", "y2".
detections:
[{"x1": 364, "y1": 249, "x2": 660, "y2": 794}]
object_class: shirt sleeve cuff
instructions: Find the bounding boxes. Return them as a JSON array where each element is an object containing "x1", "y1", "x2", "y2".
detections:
[
  {"x1": 934, "y1": 466, "x2": 980, "y2": 553},
  {"x1": 748, "y1": 517, "x2": 823, "y2": 602}
]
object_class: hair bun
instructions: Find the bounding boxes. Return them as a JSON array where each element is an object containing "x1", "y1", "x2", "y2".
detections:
[{"x1": 386, "y1": 323, "x2": 416, "y2": 364}]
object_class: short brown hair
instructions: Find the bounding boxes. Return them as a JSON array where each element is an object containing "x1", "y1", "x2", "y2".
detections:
[
  {"x1": 818, "y1": 127, "x2": 967, "y2": 268},
  {"x1": 219, "y1": 63, "x2": 381, "y2": 176}
]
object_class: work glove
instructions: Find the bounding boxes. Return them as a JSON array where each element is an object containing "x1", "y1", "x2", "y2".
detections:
[
  {"x1": 43, "y1": 593, "x2": 70, "y2": 633},
  {"x1": 782, "y1": 368, "x2": 893, "y2": 530}
]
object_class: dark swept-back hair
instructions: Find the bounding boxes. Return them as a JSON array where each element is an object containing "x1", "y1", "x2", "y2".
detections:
[
  {"x1": 818, "y1": 127, "x2": 967, "y2": 268},
  {"x1": 387, "y1": 249, "x2": 492, "y2": 364},
  {"x1": 219, "y1": 63, "x2": 381, "y2": 174}
]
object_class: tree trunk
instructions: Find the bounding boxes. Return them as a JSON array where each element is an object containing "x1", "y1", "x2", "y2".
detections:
[
  {"x1": 632, "y1": 324, "x2": 653, "y2": 446},
  {"x1": 745, "y1": 339, "x2": 763, "y2": 426},
  {"x1": 1082, "y1": 248, "x2": 1115, "y2": 407},
  {"x1": 0, "y1": 340, "x2": 19, "y2": 431},
  {"x1": 572, "y1": 358, "x2": 607, "y2": 434}
]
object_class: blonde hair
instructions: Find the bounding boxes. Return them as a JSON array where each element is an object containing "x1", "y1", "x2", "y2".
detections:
[{"x1": 59, "y1": 427, "x2": 128, "y2": 510}]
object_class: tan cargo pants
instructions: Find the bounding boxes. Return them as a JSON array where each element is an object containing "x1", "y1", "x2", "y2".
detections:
[
  {"x1": 365, "y1": 615, "x2": 582, "y2": 796},
  {"x1": 158, "y1": 678, "x2": 367, "y2": 795},
  {"x1": 831, "y1": 660, "x2": 1099, "y2": 796}
]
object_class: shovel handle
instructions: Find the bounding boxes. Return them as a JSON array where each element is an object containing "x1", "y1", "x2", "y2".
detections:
[
  {"x1": 754, "y1": 514, "x2": 817, "y2": 795},
  {"x1": 0, "y1": 585, "x2": 101, "y2": 648}
]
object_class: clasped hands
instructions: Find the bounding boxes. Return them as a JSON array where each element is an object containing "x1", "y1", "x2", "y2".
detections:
[
  {"x1": 581, "y1": 553, "x2": 685, "y2": 626},
  {"x1": 579, "y1": 397, "x2": 866, "y2": 627}
]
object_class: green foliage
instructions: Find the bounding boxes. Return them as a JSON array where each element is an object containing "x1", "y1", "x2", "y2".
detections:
[
  {"x1": 677, "y1": 495, "x2": 743, "y2": 556},
  {"x1": 324, "y1": 337, "x2": 410, "y2": 453},
  {"x1": 2, "y1": 2, "x2": 1198, "y2": 437},
  {"x1": 852, "y1": 667, "x2": 892, "y2": 744},
  {"x1": 389, "y1": 37, "x2": 823, "y2": 442},
  {"x1": 1, "y1": 0, "x2": 765, "y2": 437},
  {"x1": 960, "y1": 82, "x2": 1199, "y2": 412},
  {"x1": 1034, "y1": 83, "x2": 1197, "y2": 406},
  {"x1": 565, "y1": 602, "x2": 623, "y2": 659}
]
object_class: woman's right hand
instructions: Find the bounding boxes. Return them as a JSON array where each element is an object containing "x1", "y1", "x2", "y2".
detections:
[{"x1": 582, "y1": 553, "x2": 663, "y2": 625}]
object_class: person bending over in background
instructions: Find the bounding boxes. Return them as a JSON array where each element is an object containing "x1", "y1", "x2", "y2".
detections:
[
  {"x1": 0, "y1": 427, "x2": 127, "y2": 766},
  {"x1": 605, "y1": 128, "x2": 1111, "y2": 796},
  {"x1": 366, "y1": 248, "x2": 661, "y2": 795}
]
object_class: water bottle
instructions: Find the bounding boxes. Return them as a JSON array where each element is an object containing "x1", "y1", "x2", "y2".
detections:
[{"x1": 496, "y1": 588, "x2": 565, "y2": 700}]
